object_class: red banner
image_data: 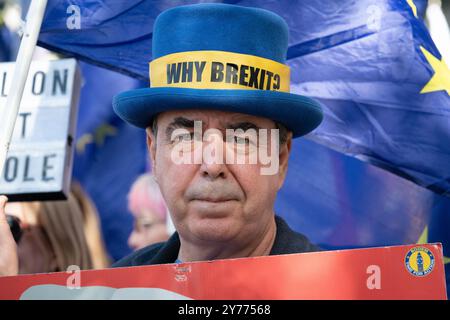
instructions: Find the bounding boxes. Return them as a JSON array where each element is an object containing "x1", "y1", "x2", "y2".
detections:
[{"x1": 0, "y1": 243, "x2": 447, "y2": 299}]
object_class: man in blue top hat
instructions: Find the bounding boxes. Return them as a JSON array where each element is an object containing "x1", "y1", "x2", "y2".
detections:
[
  {"x1": 0, "y1": 3, "x2": 324, "y2": 275},
  {"x1": 111, "y1": 3, "x2": 323, "y2": 267}
]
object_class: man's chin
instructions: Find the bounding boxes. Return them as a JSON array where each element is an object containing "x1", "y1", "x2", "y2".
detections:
[
  {"x1": 189, "y1": 199, "x2": 239, "y2": 217},
  {"x1": 186, "y1": 215, "x2": 240, "y2": 243}
]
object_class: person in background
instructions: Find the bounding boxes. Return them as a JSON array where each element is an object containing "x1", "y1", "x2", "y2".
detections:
[
  {"x1": 1, "y1": 182, "x2": 110, "y2": 275},
  {"x1": 127, "y1": 173, "x2": 170, "y2": 251}
]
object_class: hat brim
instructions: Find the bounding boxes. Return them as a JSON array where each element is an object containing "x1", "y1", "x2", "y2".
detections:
[{"x1": 113, "y1": 87, "x2": 323, "y2": 138}]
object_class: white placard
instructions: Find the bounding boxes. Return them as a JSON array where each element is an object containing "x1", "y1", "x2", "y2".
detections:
[{"x1": 0, "y1": 58, "x2": 80, "y2": 200}]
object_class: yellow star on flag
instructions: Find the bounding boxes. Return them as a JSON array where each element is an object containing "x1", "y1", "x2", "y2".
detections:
[
  {"x1": 94, "y1": 124, "x2": 117, "y2": 146},
  {"x1": 406, "y1": 0, "x2": 418, "y2": 18},
  {"x1": 417, "y1": 225, "x2": 428, "y2": 244},
  {"x1": 75, "y1": 124, "x2": 118, "y2": 154},
  {"x1": 420, "y1": 46, "x2": 450, "y2": 95},
  {"x1": 76, "y1": 134, "x2": 94, "y2": 154}
]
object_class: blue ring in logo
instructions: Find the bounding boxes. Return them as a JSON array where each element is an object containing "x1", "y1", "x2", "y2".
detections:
[{"x1": 405, "y1": 246, "x2": 435, "y2": 277}]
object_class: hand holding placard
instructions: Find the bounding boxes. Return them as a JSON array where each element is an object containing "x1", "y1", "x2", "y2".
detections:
[{"x1": 0, "y1": 195, "x2": 18, "y2": 277}]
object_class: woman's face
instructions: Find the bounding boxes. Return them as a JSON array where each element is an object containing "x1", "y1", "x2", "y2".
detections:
[{"x1": 4, "y1": 202, "x2": 57, "y2": 274}]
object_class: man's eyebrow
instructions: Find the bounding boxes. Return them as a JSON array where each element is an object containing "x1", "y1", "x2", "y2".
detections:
[
  {"x1": 226, "y1": 121, "x2": 261, "y2": 131},
  {"x1": 165, "y1": 117, "x2": 196, "y2": 137}
]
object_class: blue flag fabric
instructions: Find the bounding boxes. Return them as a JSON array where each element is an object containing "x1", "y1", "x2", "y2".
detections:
[
  {"x1": 37, "y1": 0, "x2": 450, "y2": 194},
  {"x1": 0, "y1": 25, "x2": 18, "y2": 62},
  {"x1": 73, "y1": 62, "x2": 146, "y2": 260},
  {"x1": 414, "y1": 0, "x2": 429, "y2": 19},
  {"x1": 284, "y1": 0, "x2": 450, "y2": 195}
]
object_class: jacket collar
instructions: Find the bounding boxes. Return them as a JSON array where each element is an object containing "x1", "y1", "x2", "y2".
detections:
[{"x1": 148, "y1": 215, "x2": 316, "y2": 264}]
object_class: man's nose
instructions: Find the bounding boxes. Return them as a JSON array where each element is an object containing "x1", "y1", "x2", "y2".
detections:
[
  {"x1": 200, "y1": 161, "x2": 227, "y2": 179},
  {"x1": 200, "y1": 131, "x2": 227, "y2": 179}
]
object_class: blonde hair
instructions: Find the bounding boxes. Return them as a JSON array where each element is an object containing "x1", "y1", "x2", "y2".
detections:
[
  {"x1": 37, "y1": 194, "x2": 93, "y2": 271},
  {"x1": 21, "y1": 183, "x2": 110, "y2": 272}
]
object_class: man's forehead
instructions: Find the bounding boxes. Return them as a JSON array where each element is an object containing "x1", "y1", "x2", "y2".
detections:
[{"x1": 156, "y1": 109, "x2": 276, "y2": 128}]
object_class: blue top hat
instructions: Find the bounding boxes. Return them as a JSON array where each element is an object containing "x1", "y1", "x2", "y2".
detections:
[{"x1": 113, "y1": 3, "x2": 323, "y2": 138}]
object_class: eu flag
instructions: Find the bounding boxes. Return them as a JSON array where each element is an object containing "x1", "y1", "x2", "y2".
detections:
[{"x1": 36, "y1": 0, "x2": 450, "y2": 194}]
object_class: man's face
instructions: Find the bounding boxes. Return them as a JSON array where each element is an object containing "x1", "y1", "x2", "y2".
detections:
[{"x1": 147, "y1": 109, "x2": 292, "y2": 246}]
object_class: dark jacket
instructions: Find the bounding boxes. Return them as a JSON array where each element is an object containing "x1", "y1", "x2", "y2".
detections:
[{"x1": 112, "y1": 215, "x2": 320, "y2": 267}]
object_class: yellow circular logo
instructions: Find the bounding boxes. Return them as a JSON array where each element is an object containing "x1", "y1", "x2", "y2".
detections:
[{"x1": 405, "y1": 247, "x2": 435, "y2": 277}]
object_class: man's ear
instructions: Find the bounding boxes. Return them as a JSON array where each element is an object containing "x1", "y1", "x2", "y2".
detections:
[
  {"x1": 146, "y1": 127, "x2": 157, "y2": 173},
  {"x1": 278, "y1": 131, "x2": 292, "y2": 190}
]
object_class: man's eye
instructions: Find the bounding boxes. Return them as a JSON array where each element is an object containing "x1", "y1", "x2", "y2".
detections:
[
  {"x1": 234, "y1": 136, "x2": 250, "y2": 145},
  {"x1": 174, "y1": 132, "x2": 194, "y2": 142}
]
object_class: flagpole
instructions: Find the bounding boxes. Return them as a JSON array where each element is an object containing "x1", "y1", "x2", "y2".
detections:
[{"x1": 0, "y1": 0, "x2": 48, "y2": 177}]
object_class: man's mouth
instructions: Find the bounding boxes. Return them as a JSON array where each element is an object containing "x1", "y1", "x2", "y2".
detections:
[{"x1": 192, "y1": 198, "x2": 235, "y2": 203}]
